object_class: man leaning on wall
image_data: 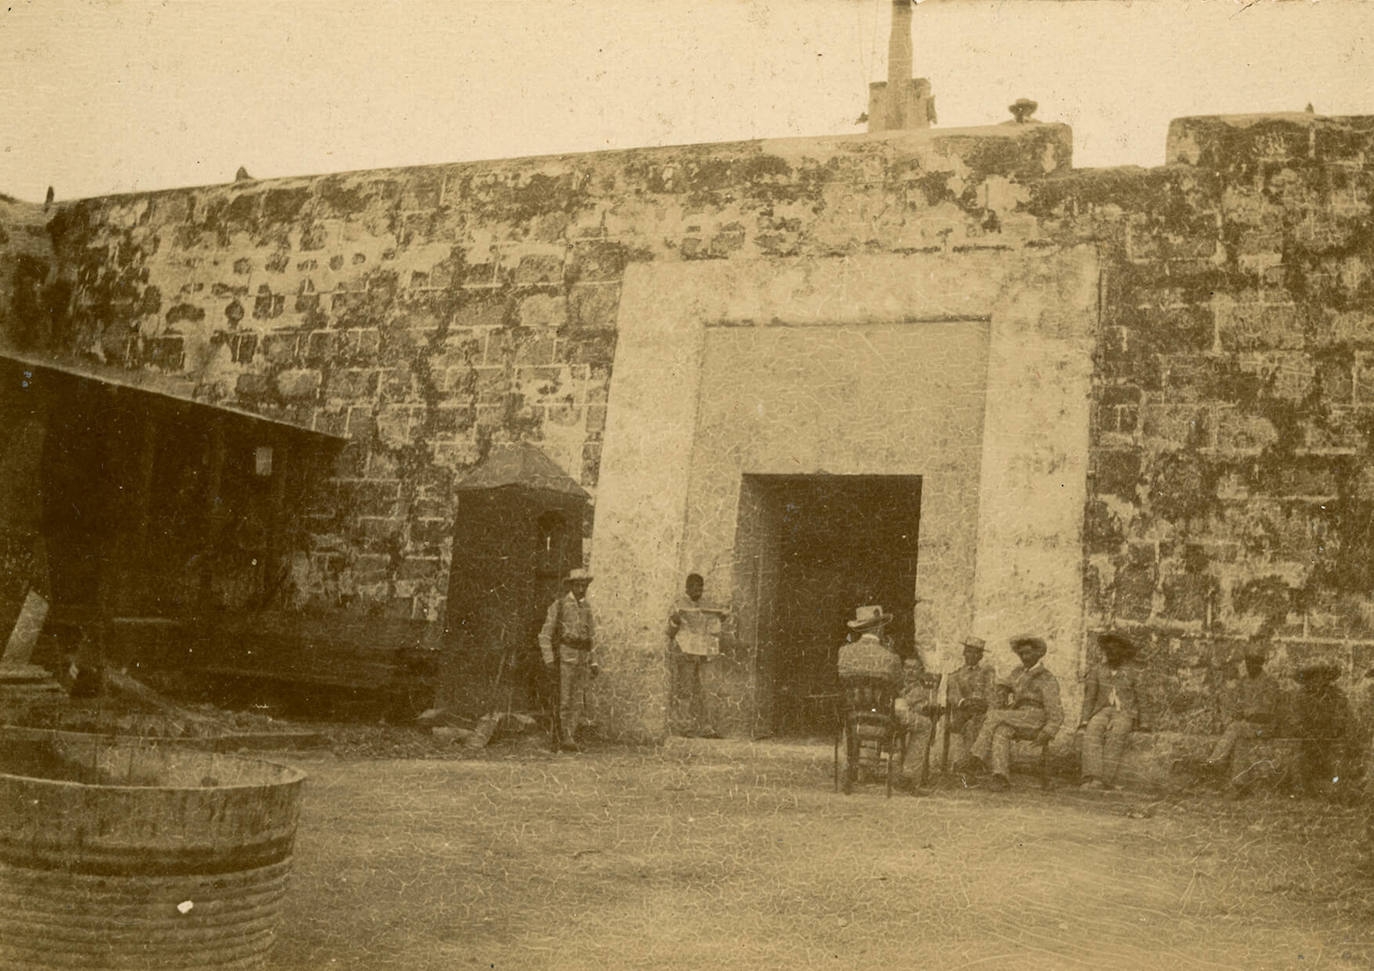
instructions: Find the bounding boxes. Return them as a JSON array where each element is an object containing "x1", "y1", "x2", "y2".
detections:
[{"x1": 668, "y1": 572, "x2": 731, "y2": 738}]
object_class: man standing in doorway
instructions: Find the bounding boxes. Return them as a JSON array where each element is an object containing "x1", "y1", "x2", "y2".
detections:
[
  {"x1": 539, "y1": 567, "x2": 599, "y2": 752},
  {"x1": 668, "y1": 572, "x2": 730, "y2": 738}
]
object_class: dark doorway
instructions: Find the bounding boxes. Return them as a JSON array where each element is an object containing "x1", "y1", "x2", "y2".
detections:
[{"x1": 741, "y1": 474, "x2": 921, "y2": 738}]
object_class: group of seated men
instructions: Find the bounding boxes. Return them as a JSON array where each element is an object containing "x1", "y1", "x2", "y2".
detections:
[
  {"x1": 837, "y1": 605, "x2": 1063, "y2": 793},
  {"x1": 836, "y1": 604, "x2": 1365, "y2": 796}
]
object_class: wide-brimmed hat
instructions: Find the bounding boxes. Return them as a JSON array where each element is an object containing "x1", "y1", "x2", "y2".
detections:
[
  {"x1": 1009, "y1": 634, "x2": 1048, "y2": 658},
  {"x1": 566, "y1": 568, "x2": 593, "y2": 583},
  {"x1": 847, "y1": 605, "x2": 892, "y2": 631},
  {"x1": 961, "y1": 636, "x2": 987, "y2": 653},
  {"x1": 1097, "y1": 632, "x2": 1139, "y2": 658}
]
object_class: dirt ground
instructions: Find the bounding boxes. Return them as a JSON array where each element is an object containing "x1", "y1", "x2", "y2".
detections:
[{"x1": 270, "y1": 739, "x2": 1373, "y2": 971}]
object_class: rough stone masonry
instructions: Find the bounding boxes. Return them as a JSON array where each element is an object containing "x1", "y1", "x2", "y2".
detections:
[{"x1": 3, "y1": 111, "x2": 1374, "y2": 749}]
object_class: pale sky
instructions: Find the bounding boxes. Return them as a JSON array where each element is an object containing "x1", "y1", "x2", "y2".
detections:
[{"x1": 3, "y1": 0, "x2": 1373, "y2": 203}]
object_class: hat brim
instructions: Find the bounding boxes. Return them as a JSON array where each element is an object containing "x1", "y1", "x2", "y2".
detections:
[
  {"x1": 847, "y1": 613, "x2": 892, "y2": 630},
  {"x1": 1098, "y1": 634, "x2": 1139, "y2": 657}
]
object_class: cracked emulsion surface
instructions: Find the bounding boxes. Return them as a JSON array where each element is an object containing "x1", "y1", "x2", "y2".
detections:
[{"x1": 274, "y1": 745, "x2": 1374, "y2": 971}]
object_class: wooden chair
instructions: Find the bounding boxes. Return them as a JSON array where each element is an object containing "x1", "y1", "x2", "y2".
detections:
[{"x1": 833, "y1": 676, "x2": 905, "y2": 797}]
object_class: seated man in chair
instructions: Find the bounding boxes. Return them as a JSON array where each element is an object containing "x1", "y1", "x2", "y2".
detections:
[
  {"x1": 894, "y1": 656, "x2": 938, "y2": 793},
  {"x1": 837, "y1": 606, "x2": 930, "y2": 792},
  {"x1": 958, "y1": 634, "x2": 1063, "y2": 792}
]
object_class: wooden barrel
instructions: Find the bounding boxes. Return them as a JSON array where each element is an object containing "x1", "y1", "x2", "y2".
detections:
[{"x1": 0, "y1": 735, "x2": 305, "y2": 970}]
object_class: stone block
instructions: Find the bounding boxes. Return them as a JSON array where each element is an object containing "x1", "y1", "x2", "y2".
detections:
[
  {"x1": 313, "y1": 407, "x2": 348, "y2": 437},
  {"x1": 1354, "y1": 353, "x2": 1374, "y2": 404},
  {"x1": 376, "y1": 406, "x2": 415, "y2": 447},
  {"x1": 144, "y1": 336, "x2": 185, "y2": 371},
  {"x1": 325, "y1": 368, "x2": 380, "y2": 401},
  {"x1": 1092, "y1": 448, "x2": 1142, "y2": 500},
  {"x1": 345, "y1": 480, "x2": 401, "y2": 519},
  {"x1": 332, "y1": 443, "x2": 368, "y2": 479},
  {"x1": 409, "y1": 518, "x2": 452, "y2": 553},
  {"x1": 379, "y1": 367, "x2": 418, "y2": 403},
  {"x1": 581, "y1": 442, "x2": 602, "y2": 487},
  {"x1": 1239, "y1": 351, "x2": 1315, "y2": 402},
  {"x1": 566, "y1": 240, "x2": 626, "y2": 283},
  {"x1": 1212, "y1": 408, "x2": 1277, "y2": 453},
  {"x1": 1083, "y1": 498, "x2": 1125, "y2": 555},
  {"x1": 1140, "y1": 404, "x2": 1208, "y2": 448},
  {"x1": 517, "y1": 293, "x2": 568, "y2": 330},
  {"x1": 398, "y1": 556, "x2": 441, "y2": 581},
  {"x1": 514, "y1": 337, "x2": 556, "y2": 366},
  {"x1": 262, "y1": 332, "x2": 300, "y2": 365},
  {"x1": 1150, "y1": 450, "x2": 1222, "y2": 523},
  {"x1": 545, "y1": 400, "x2": 582, "y2": 427},
  {"x1": 1114, "y1": 543, "x2": 1158, "y2": 621},
  {"x1": 1263, "y1": 458, "x2": 1343, "y2": 499},
  {"x1": 1127, "y1": 305, "x2": 1214, "y2": 352},
  {"x1": 347, "y1": 407, "x2": 376, "y2": 442},
  {"x1": 560, "y1": 332, "x2": 616, "y2": 368},
  {"x1": 1214, "y1": 299, "x2": 1303, "y2": 352},
  {"x1": 235, "y1": 371, "x2": 272, "y2": 399},
  {"x1": 1160, "y1": 572, "x2": 1216, "y2": 624},
  {"x1": 437, "y1": 333, "x2": 484, "y2": 369},
  {"x1": 230, "y1": 333, "x2": 258, "y2": 364},
  {"x1": 513, "y1": 253, "x2": 565, "y2": 286},
  {"x1": 276, "y1": 368, "x2": 322, "y2": 400},
  {"x1": 567, "y1": 283, "x2": 620, "y2": 330}
]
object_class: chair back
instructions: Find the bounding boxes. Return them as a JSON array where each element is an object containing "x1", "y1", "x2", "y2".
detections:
[{"x1": 840, "y1": 675, "x2": 899, "y2": 718}]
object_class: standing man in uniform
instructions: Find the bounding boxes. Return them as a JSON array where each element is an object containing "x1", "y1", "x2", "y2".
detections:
[
  {"x1": 945, "y1": 636, "x2": 996, "y2": 768},
  {"x1": 539, "y1": 567, "x2": 599, "y2": 752},
  {"x1": 1205, "y1": 642, "x2": 1280, "y2": 781},
  {"x1": 960, "y1": 635, "x2": 1063, "y2": 792},
  {"x1": 668, "y1": 572, "x2": 730, "y2": 738},
  {"x1": 1078, "y1": 632, "x2": 1144, "y2": 791}
]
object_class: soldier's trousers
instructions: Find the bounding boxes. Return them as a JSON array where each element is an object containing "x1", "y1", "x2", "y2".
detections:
[
  {"x1": 673, "y1": 652, "x2": 717, "y2": 735},
  {"x1": 1082, "y1": 707, "x2": 1133, "y2": 784},
  {"x1": 971, "y1": 709, "x2": 1045, "y2": 778},
  {"x1": 947, "y1": 712, "x2": 986, "y2": 765},
  {"x1": 896, "y1": 711, "x2": 934, "y2": 786},
  {"x1": 1208, "y1": 719, "x2": 1266, "y2": 766},
  {"x1": 558, "y1": 648, "x2": 592, "y2": 745}
]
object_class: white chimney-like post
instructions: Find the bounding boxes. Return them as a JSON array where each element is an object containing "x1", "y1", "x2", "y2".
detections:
[
  {"x1": 867, "y1": 0, "x2": 935, "y2": 133},
  {"x1": 887, "y1": 0, "x2": 914, "y2": 128}
]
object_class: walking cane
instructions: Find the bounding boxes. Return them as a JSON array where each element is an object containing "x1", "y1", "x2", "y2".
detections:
[
  {"x1": 941, "y1": 698, "x2": 952, "y2": 773},
  {"x1": 547, "y1": 649, "x2": 561, "y2": 751},
  {"x1": 921, "y1": 673, "x2": 942, "y2": 785}
]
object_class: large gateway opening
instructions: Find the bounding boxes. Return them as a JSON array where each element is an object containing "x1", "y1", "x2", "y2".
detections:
[{"x1": 735, "y1": 474, "x2": 921, "y2": 738}]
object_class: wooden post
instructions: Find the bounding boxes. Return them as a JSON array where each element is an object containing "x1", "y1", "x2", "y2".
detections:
[
  {"x1": 262, "y1": 438, "x2": 288, "y2": 608},
  {"x1": 200, "y1": 422, "x2": 227, "y2": 612}
]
